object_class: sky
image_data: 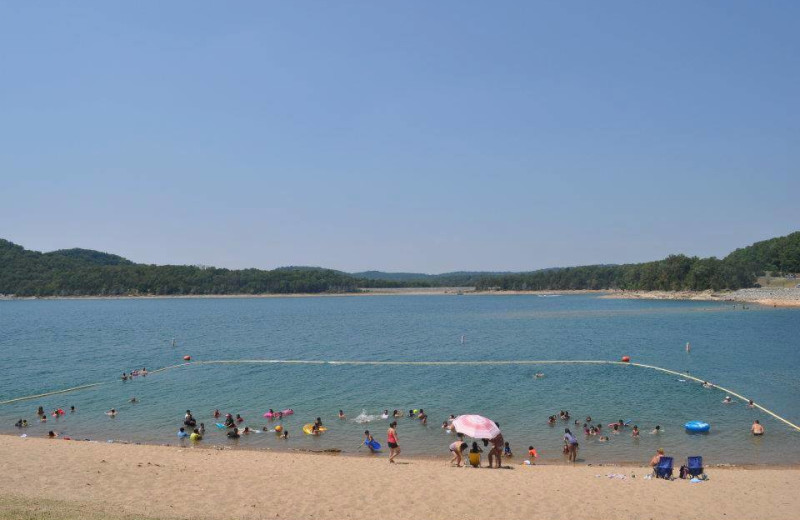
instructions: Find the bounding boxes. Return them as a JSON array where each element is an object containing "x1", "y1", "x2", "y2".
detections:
[{"x1": 1, "y1": 1, "x2": 798, "y2": 273}]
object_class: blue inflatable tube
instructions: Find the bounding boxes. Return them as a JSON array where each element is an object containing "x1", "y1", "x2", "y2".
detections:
[
  {"x1": 365, "y1": 439, "x2": 381, "y2": 450},
  {"x1": 685, "y1": 420, "x2": 710, "y2": 433}
]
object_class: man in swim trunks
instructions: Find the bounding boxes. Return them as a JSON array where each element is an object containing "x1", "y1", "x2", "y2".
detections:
[
  {"x1": 488, "y1": 430, "x2": 504, "y2": 468},
  {"x1": 751, "y1": 420, "x2": 764, "y2": 436}
]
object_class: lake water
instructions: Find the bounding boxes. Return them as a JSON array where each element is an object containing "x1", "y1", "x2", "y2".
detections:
[{"x1": 1, "y1": 294, "x2": 798, "y2": 465}]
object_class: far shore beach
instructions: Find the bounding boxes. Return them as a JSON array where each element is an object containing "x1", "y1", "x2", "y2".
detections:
[
  {"x1": 1, "y1": 435, "x2": 798, "y2": 520},
  {"x1": 2, "y1": 286, "x2": 800, "y2": 307}
]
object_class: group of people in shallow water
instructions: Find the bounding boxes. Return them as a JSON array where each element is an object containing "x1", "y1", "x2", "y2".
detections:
[{"x1": 121, "y1": 368, "x2": 147, "y2": 381}]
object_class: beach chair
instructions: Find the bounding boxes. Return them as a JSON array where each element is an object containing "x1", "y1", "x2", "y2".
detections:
[
  {"x1": 655, "y1": 456, "x2": 673, "y2": 479},
  {"x1": 687, "y1": 456, "x2": 703, "y2": 477}
]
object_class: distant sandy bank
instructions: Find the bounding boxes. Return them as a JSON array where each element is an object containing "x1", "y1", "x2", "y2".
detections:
[
  {"x1": 601, "y1": 288, "x2": 800, "y2": 308},
  {"x1": 1, "y1": 435, "x2": 797, "y2": 520}
]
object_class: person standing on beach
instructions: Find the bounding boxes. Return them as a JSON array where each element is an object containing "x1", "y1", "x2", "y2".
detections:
[
  {"x1": 488, "y1": 429, "x2": 504, "y2": 468},
  {"x1": 564, "y1": 428, "x2": 579, "y2": 462},
  {"x1": 387, "y1": 421, "x2": 400, "y2": 463}
]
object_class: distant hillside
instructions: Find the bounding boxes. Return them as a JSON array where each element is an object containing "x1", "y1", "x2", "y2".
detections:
[
  {"x1": 1, "y1": 232, "x2": 796, "y2": 296},
  {"x1": 724, "y1": 231, "x2": 800, "y2": 274},
  {"x1": 474, "y1": 233, "x2": 800, "y2": 292},
  {"x1": 0, "y1": 239, "x2": 357, "y2": 297},
  {"x1": 44, "y1": 248, "x2": 134, "y2": 266}
]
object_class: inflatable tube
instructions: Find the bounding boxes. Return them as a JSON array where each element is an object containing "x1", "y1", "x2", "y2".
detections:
[
  {"x1": 264, "y1": 412, "x2": 275, "y2": 418},
  {"x1": 281, "y1": 409, "x2": 294, "y2": 416},
  {"x1": 183, "y1": 355, "x2": 191, "y2": 361},
  {"x1": 215, "y1": 423, "x2": 226, "y2": 429},
  {"x1": 685, "y1": 420, "x2": 710, "y2": 433},
  {"x1": 365, "y1": 439, "x2": 381, "y2": 450},
  {"x1": 302, "y1": 423, "x2": 327, "y2": 435}
]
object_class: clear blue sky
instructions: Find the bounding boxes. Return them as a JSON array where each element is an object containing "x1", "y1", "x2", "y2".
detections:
[{"x1": 1, "y1": 1, "x2": 798, "y2": 272}]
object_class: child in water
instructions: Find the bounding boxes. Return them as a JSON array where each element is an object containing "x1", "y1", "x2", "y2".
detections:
[
  {"x1": 503, "y1": 441, "x2": 513, "y2": 457},
  {"x1": 525, "y1": 446, "x2": 538, "y2": 464},
  {"x1": 364, "y1": 430, "x2": 377, "y2": 452}
]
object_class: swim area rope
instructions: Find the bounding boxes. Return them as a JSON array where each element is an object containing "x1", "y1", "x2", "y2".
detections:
[{"x1": 2, "y1": 359, "x2": 798, "y2": 432}]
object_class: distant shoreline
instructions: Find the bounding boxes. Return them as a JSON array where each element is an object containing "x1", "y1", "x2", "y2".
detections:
[{"x1": 2, "y1": 287, "x2": 799, "y2": 307}]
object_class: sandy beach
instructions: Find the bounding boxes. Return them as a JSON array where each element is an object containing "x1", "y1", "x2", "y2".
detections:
[{"x1": 1, "y1": 435, "x2": 798, "y2": 520}]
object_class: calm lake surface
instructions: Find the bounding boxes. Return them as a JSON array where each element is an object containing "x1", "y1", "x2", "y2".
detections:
[{"x1": 1, "y1": 294, "x2": 798, "y2": 465}]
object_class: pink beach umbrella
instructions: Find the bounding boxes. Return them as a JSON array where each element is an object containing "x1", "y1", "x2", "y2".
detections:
[{"x1": 451, "y1": 415, "x2": 501, "y2": 439}]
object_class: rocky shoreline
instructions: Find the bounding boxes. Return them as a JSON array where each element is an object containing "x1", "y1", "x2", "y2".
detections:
[{"x1": 602, "y1": 287, "x2": 800, "y2": 307}]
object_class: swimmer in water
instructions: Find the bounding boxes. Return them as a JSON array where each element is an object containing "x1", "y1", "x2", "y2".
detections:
[
  {"x1": 723, "y1": 396, "x2": 733, "y2": 404},
  {"x1": 747, "y1": 400, "x2": 755, "y2": 408},
  {"x1": 106, "y1": 409, "x2": 117, "y2": 417},
  {"x1": 631, "y1": 425, "x2": 640, "y2": 438},
  {"x1": 213, "y1": 409, "x2": 221, "y2": 418},
  {"x1": 129, "y1": 397, "x2": 137, "y2": 403},
  {"x1": 418, "y1": 409, "x2": 427, "y2": 425},
  {"x1": 751, "y1": 420, "x2": 764, "y2": 436},
  {"x1": 382, "y1": 410, "x2": 389, "y2": 419},
  {"x1": 338, "y1": 410, "x2": 346, "y2": 420},
  {"x1": 650, "y1": 425, "x2": 662, "y2": 434},
  {"x1": 534, "y1": 372, "x2": 544, "y2": 378}
]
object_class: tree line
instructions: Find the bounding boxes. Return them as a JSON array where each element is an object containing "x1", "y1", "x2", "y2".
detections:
[{"x1": 1, "y1": 232, "x2": 797, "y2": 296}]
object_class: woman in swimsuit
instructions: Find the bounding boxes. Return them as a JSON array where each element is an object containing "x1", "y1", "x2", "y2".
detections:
[
  {"x1": 449, "y1": 438, "x2": 468, "y2": 467},
  {"x1": 387, "y1": 422, "x2": 400, "y2": 463}
]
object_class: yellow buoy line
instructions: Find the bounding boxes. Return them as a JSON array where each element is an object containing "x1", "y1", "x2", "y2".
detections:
[{"x1": 1, "y1": 358, "x2": 798, "y2": 432}]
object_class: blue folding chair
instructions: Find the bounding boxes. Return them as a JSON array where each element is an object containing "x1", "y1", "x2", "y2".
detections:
[
  {"x1": 655, "y1": 456, "x2": 673, "y2": 479},
  {"x1": 688, "y1": 456, "x2": 703, "y2": 477}
]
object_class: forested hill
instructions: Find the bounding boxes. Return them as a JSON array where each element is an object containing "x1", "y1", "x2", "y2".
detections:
[
  {"x1": 724, "y1": 231, "x2": 800, "y2": 274},
  {"x1": 0, "y1": 239, "x2": 358, "y2": 296},
  {"x1": 474, "y1": 232, "x2": 800, "y2": 292},
  {"x1": 0, "y1": 232, "x2": 797, "y2": 296}
]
